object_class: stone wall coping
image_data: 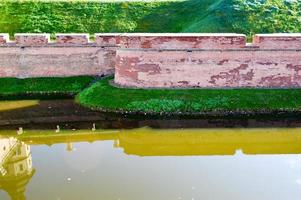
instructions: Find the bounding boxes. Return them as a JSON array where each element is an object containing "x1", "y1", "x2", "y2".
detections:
[
  {"x1": 14, "y1": 33, "x2": 50, "y2": 46},
  {"x1": 55, "y1": 33, "x2": 90, "y2": 36},
  {"x1": 253, "y1": 33, "x2": 301, "y2": 49},
  {"x1": 0, "y1": 33, "x2": 9, "y2": 39},
  {"x1": 116, "y1": 48, "x2": 301, "y2": 52},
  {"x1": 119, "y1": 33, "x2": 246, "y2": 37},
  {"x1": 14, "y1": 33, "x2": 50, "y2": 36},
  {"x1": 254, "y1": 33, "x2": 301, "y2": 37},
  {"x1": 0, "y1": 33, "x2": 299, "y2": 48},
  {"x1": 95, "y1": 33, "x2": 123, "y2": 36},
  {"x1": 55, "y1": 33, "x2": 90, "y2": 45},
  {"x1": 14, "y1": 33, "x2": 51, "y2": 40},
  {"x1": 0, "y1": 33, "x2": 9, "y2": 44}
]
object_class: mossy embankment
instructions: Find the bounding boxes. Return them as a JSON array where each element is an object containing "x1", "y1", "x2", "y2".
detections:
[
  {"x1": 76, "y1": 76, "x2": 301, "y2": 115},
  {"x1": 0, "y1": 0, "x2": 300, "y2": 38},
  {"x1": 0, "y1": 76, "x2": 301, "y2": 116},
  {"x1": 0, "y1": 76, "x2": 95, "y2": 100}
]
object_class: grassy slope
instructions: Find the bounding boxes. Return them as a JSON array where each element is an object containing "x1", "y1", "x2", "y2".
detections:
[
  {"x1": 77, "y1": 77, "x2": 301, "y2": 114},
  {"x1": 0, "y1": 0, "x2": 248, "y2": 35},
  {"x1": 1, "y1": 0, "x2": 299, "y2": 37},
  {"x1": 137, "y1": 0, "x2": 233, "y2": 33},
  {"x1": 0, "y1": 1, "x2": 169, "y2": 35},
  {"x1": 0, "y1": 76, "x2": 95, "y2": 99}
]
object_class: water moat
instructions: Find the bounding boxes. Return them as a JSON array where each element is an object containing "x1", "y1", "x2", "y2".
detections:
[{"x1": 0, "y1": 100, "x2": 301, "y2": 199}]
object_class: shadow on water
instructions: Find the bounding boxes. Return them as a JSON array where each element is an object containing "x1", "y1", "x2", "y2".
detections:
[{"x1": 0, "y1": 100, "x2": 301, "y2": 130}]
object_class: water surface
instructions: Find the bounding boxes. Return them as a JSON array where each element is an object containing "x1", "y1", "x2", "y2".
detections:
[{"x1": 1, "y1": 128, "x2": 301, "y2": 200}]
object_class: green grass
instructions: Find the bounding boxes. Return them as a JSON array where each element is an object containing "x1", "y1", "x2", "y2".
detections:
[
  {"x1": 0, "y1": 76, "x2": 95, "y2": 99},
  {"x1": 0, "y1": 0, "x2": 299, "y2": 38},
  {"x1": 76, "y1": 76, "x2": 301, "y2": 114}
]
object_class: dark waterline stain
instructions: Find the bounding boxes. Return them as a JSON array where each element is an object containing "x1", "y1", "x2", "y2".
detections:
[{"x1": 0, "y1": 99, "x2": 301, "y2": 130}]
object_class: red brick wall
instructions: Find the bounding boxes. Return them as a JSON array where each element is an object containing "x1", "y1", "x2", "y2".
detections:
[
  {"x1": 116, "y1": 33, "x2": 246, "y2": 49},
  {"x1": 0, "y1": 33, "x2": 300, "y2": 89},
  {"x1": 115, "y1": 33, "x2": 301, "y2": 88},
  {"x1": 0, "y1": 33, "x2": 117, "y2": 78}
]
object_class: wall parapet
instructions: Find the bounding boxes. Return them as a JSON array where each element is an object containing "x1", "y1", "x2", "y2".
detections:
[
  {"x1": 14, "y1": 33, "x2": 50, "y2": 46},
  {"x1": 56, "y1": 33, "x2": 90, "y2": 45},
  {"x1": 113, "y1": 33, "x2": 301, "y2": 88},
  {"x1": 116, "y1": 33, "x2": 247, "y2": 49},
  {"x1": 0, "y1": 33, "x2": 300, "y2": 88},
  {"x1": 0, "y1": 34, "x2": 9, "y2": 44},
  {"x1": 0, "y1": 33, "x2": 300, "y2": 49},
  {"x1": 0, "y1": 33, "x2": 120, "y2": 47},
  {"x1": 253, "y1": 33, "x2": 301, "y2": 49},
  {"x1": 0, "y1": 33, "x2": 120, "y2": 78}
]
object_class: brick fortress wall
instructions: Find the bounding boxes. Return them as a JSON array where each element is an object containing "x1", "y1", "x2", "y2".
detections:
[
  {"x1": 114, "y1": 33, "x2": 301, "y2": 88},
  {"x1": 0, "y1": 33, "x2": 300, "y2": 88}
]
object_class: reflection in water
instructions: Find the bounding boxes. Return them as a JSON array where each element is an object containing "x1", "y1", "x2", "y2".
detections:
[
  {"x1": 12, "y1": 127, "x2": 301, "y2": 156},
  {"x1": 0, "y1": 101, "x2": 39, "y2": 112},
  {"x1": 0, "y1": 137, "x2": 35, "y2": 200},
  {"x1": 1, "y1": 128, "x2": 301, "y2": 199}
]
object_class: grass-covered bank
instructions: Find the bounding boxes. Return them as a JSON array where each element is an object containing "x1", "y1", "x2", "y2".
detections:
[
  {"x1": 77, "y1": 76, "x2": 301, "y2": 115},
  {"x1": 0, "y1": 76, "x2": 95, "y2": 100},
  {"x1": 0, "y1": 76, "x2": 301, "y2": 116},
  {"x1": 0, "y1": 0, "x2": 300, "y2": 38}
]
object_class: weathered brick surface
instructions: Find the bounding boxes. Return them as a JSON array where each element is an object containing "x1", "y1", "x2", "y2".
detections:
[
  {"x1": 15, "y1": 33, "x2": 50, "y2": 46},
  {"x1": 115, "y1": 49, "x2": 301, "y2": 88},
  {"x1": 56, "y1": 34, "x2": 89, "y2": 45},
  {"x1": 118, "y1": 33, "x2": 246, "y2": 49},
  {"x1": 0, "y1": 47, "x2": 115, "y2": 78},
  {"x1": 95, "y1": 33, "x2": 122, "y2": 46},
  {"x1": 0, "y1": 34, "x2": 9, "y2": 45},
  {"x1": 253, "y1": 34, "x2": 301, "y2": 49},
  {"x1": 0, "y1": 33, "x2": 300, "y2": 88},
  {"x1": 0, "y1": 33, "x2": 116, "y2": 78},
  {"x1": 115, "y1": 33, "x2": 301, "y2": 88}
]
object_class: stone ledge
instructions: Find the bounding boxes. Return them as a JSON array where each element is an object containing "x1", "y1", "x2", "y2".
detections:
[
  {"x1": 0, "y1": 34, "x2": 9, "y2": 44},
  {"x1": 253, "y1": 33, "x2": 301, "y2": 49},
  {"x1": 0, "y1": 33, "x2": 300, "y2": 49},
  {"x1": 56, "y1": 33, "x2": 90, "y2": 45},
  {"x1": 15, "y1": 33, "x2": 50, "y2": 46}
]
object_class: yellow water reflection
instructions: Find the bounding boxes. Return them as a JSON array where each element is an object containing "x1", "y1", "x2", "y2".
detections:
[
  {"x1": 2, "y1": 127, "x2": 301, "y2": 156},
  {"x1": 0, "y1": 100, "x2": 39, "y2": 112},
  {"x1": 1, "y1": 127, "x2": 301, "y2": 200},
  {"x1": 0, "y1": 137, "x2": 35, "y2": 200}
]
